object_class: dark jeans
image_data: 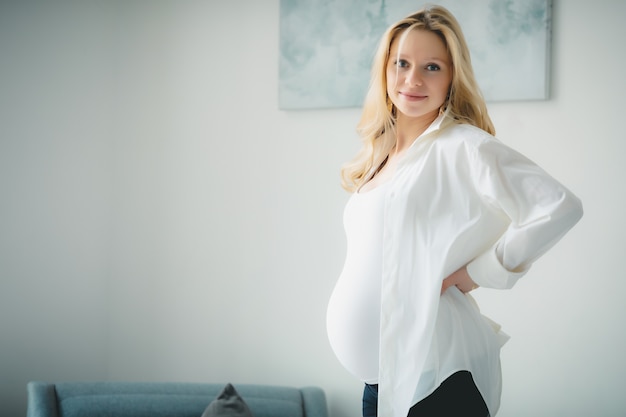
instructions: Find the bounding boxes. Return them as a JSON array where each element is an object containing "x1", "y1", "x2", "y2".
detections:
[{"x1": 363, "y1": 371, "x2": 489, "y2": 417}]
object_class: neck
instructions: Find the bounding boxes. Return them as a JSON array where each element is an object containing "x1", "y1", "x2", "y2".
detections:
[{"x1": 394, "y1": 110, "x2": 439, "y2": 154}]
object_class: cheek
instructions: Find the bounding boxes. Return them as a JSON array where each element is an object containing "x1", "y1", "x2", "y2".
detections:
[
  {"x1": 437, "y1": 76, "x2": 452, "y2": 97},
  {"x1": 386, "y1": 62, "x2": 401, "y2": 82}
]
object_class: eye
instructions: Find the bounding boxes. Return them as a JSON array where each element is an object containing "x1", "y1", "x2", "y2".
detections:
[
  {"x1": 425, "y1": 63, "x2": 441, "y2": 71},
  {"x1": 393, "y1": 59, "x2": 410, "y2": 68}
]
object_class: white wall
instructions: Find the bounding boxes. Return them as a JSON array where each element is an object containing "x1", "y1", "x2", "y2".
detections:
[
  {"x1": 1, "y1": 1, "x2": 624, "y2": 416},
  {"x1": 0, "y1": 2, "x2": 112, "y2": 415}
]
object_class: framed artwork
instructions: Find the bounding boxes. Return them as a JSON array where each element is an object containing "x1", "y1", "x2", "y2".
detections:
[{"x1": 279, "y1": 0, "x2": 552, "y2": 110}]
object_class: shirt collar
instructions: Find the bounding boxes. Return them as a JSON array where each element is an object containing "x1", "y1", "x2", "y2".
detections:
[
  {"x1": 421, "y1": 108, "x2": 453, "y2": 137},
  {"x1": 406, "y1": 108, "x2": 454, "y2": 152}
]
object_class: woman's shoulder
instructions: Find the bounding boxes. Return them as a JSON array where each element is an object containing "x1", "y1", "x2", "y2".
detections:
[
  {"x1": 438, "y1": 121, "x2": 496, "y2": 145},
  {"x1": 438, "y1": 121, "x2": 533, "y2": 166},
  {"x1": 433, "y1": 121, "x2": 525, "y2": 164}
]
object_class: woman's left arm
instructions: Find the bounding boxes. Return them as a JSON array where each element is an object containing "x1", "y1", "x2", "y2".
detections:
[{"x1": 461, "y1": 137, "x2": 583, "y2": 290}]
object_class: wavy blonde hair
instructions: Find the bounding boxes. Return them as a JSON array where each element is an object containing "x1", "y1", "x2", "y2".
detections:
[{"x1": 341, "y1": 5, "x2": 495, "y2": 192}]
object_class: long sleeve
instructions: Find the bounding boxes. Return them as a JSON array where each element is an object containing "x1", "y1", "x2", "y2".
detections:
[{"x1": 466, "y1": 138, "x2": 583, "y2": 289}]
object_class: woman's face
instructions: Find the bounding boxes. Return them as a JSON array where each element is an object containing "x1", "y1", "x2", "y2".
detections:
[{"x1": 386, "y1": 29, "x2": 452, "y2": 121}]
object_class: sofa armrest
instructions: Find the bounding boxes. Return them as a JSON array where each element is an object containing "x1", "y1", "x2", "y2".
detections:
[
  {"x1": 27, "y1": 381, "x2": 60, "y2": 417},
  {"x1": 300, "y1": 386, "x2": 328, "y2": 417}
]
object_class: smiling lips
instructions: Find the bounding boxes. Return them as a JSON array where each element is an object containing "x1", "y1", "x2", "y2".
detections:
[{"x1": 399, "y1": 91, "x2": 427, "y2": 101}]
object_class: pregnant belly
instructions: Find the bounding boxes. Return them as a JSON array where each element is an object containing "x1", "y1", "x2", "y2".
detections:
[{"x1": 326, "y1": 268, "x2": 381, "y2": 384}]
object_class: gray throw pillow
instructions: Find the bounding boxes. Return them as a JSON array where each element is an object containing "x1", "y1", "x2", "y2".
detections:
[{"x1": 201, "y1": 383, "x2": 254, "y2": 417}]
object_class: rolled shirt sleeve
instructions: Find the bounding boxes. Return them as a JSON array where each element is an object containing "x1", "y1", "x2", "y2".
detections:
[{"x1": 465, "y1": 138, "x2": 583, "y2": 289}]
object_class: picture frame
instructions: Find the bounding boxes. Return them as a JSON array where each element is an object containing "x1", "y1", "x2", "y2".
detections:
[{"x1": 279, "y1": 0, "x2": 552, "y2": 110}]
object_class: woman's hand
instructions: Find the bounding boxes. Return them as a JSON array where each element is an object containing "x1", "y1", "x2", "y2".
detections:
[{"x1": 441, "y1": 266, "x2": 479, "y2": 295}]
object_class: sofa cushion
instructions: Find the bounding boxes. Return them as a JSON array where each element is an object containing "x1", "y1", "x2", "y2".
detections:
[
  {"x1": 53, "y1": 382, "x2": 305, "y2": 417},
  {"x1": 59, "y1": 394, "x2": 208, "y2": 417}
]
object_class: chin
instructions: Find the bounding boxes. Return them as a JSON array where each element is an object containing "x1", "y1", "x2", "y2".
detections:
[{"x1": 397, "y1": 106, "x2": 440, "y2": 120}]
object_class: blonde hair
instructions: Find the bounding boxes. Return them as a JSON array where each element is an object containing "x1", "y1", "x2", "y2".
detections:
[{"x1": 341, "y1": 5, "x2": 495, "y2": 192}]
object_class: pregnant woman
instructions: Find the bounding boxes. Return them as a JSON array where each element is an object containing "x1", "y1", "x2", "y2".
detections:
[{"x1": 326, "y1": 5, "x2": 583, "y2": 417}]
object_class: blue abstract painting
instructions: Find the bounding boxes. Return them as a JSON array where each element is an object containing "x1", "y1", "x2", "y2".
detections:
[{"x1": 279, "y1": 0, "x2": 551, "y2": 109}]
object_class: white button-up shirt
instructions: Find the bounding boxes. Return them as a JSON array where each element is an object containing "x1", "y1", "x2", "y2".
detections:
[{"x1": 377, "y1": 112, "x2": 583, "y2": 417}]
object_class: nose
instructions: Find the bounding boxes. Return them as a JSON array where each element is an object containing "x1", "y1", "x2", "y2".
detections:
[{"x1": 406, "y1": 68, "x2": 423, "y2": 86}]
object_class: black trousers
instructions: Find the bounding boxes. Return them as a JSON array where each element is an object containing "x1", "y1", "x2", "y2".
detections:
[{"x1": 362, "y1": 371, "x2": 489, "y2": 417}]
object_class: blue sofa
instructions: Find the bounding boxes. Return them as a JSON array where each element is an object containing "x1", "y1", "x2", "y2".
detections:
[{"x1": 26, "y1": 381, "x2": 329, "y2": 417}]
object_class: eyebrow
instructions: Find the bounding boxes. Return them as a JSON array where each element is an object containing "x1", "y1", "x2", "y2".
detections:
[{"x1": 391, "y1": 53, "x2": 450, "y2": 63}]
